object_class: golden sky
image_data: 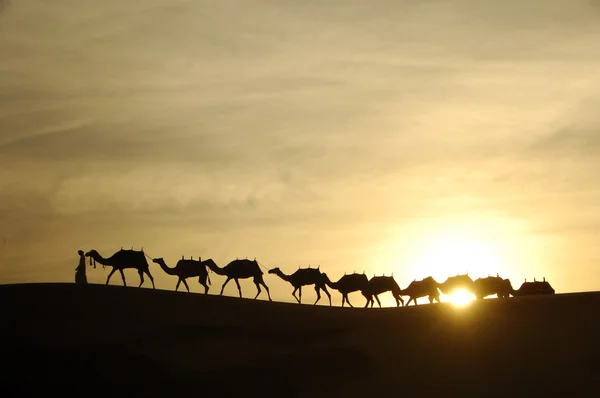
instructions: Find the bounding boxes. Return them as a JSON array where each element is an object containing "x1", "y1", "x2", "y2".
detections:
[{"x1": 1, "y1": 0, "x2": 599, "y2": 304}]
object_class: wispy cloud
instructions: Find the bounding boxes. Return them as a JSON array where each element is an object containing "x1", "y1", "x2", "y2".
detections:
[{"x1": 1, "y1": 0, "x2": 600, "y2": 295}]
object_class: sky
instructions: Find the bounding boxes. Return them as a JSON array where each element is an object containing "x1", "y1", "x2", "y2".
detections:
[{"x1": 1, "y1": 0, "x2": 599, "y2": 305}]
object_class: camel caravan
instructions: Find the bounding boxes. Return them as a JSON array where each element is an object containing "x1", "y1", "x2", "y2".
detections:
[{"x1": 78, "y1": 247, "x2": 556, "y2": 307}]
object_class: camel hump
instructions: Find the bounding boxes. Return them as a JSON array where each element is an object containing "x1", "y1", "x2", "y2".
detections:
[
  {"x1": 228, "y1": 258, "x2": 262, "y2": 272},
  {"x1": 111, "y1": 248, "x2": 149, "y2": 265},
  {"x1": 114, "y1": 248, "x2": 145, "y2": 257},
  {"x1": 177, "y1": 258, "x2": 196, "y2": 266},
  {"x1": 342, "y1": 273, "x2": 368, "y2": 284},
  {"x1": 371, "y1": 275, "x2": 393, "y2": 281},
  {"x1": 295, "y1": 267, "x2": 321, "y2": 277},
  {"x1": 117, "y1": 248, "x2": 144, "y2": 255},
  {"x1": 229, "y1": 258, "x2": 250, "y2": 264},
  {"x1": 518, "y1": 279, "x2": 555, "y2": 295}
]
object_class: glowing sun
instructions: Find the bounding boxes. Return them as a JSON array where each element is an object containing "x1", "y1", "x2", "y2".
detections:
[
  {"x1": 407, "y1": 226, "x2": 509, "y2": 306},
  {"x1": 447, "y1": 288, "x2": 474, "y2": 307}
]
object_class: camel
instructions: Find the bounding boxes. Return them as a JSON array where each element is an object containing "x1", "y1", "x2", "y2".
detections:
[
  {"x1": 269, "y1": 266, "x2": 331, "y2": 305},
  {"x1": 361, "y1": 275, "x2": 404, "y2": 308},
  {"x1": 85, "y1": 248, "x2": 155, "y2": 288},
  {"x1": 438, "y1": 274, "x2": 475, "y2": 297},
  {"x1": 512, "y1": 278, "x2": 555, "y2": 296},
  {"x1": 204, "y1": 258, "x2": 271, "y2": 301},
  {"x1": 400, "y1": 276, "x2": 442, "y2": 306},
  {"x1": 152, "y1": 257, "x2": 212, "y2": 293},
  {"x1": 324, "y1": 272, "x2": 369, "y2": 307},
  {"x1": 472, "y1": 275, "x2": 513, "y2": 299}
]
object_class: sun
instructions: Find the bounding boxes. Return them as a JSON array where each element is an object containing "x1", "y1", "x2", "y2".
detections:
[
  {"x1": 447, "y1": 288, "x2": 474, "y2": 307},
  {"x1": 377, "y1": 220, "x2": 517, "y2": 307},
  {"x1": 404, "y1": 225, "x2": 510, "y2": 305}
]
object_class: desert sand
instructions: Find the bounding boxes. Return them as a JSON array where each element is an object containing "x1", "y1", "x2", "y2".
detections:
[{"x1": 1, "y1": 283, "x2": 598, "y2": 397}]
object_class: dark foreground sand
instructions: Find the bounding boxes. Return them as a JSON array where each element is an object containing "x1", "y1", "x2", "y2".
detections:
[{"x1": 1, "y1": 283, "x2": 598, "y2": 397}]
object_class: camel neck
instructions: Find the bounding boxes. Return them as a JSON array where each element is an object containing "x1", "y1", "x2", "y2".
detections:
[{"x1": 275, "y1": 271, "x2": 291, "y2": 282}]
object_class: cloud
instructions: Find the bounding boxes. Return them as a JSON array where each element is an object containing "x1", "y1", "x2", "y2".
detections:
[
  {"x1": 527, "y1": 97, "x2": 600, "y2": 158},
  {"x1": 0, "y1": 1, "x2": 9, "y2": 17},
  {"x1": 2, "y1": 0, "x2": 600, "y2": 294}
]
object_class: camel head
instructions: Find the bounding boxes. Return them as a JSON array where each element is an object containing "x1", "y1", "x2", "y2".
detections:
[
  {"x1": 268, "y1": 267, "x2": 281, "y2": 275},
  {"x1": 152, "y1": 258, "x2": 165, "y2": 265},
  {"x1": 84, "y1": 249, "x2": 100, "y2": 268},
  {"x1": 500, "y1": 278, "x2": 514, "y2": 291},
  {"x1": 201, "y1": 258, "x2": 217, "y2": 270}
]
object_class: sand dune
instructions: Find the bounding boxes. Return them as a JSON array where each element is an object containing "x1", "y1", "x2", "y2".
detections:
[{"x1": 1, "y1": 283, "x2": 599, "y2": 397}]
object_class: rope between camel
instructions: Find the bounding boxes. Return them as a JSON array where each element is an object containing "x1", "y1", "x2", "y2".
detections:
[{"x1": 256, "y1": 260, "x2": 270, "y2": 272}]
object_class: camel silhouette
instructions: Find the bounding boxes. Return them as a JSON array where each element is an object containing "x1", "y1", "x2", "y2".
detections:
[
  {"x1": 204, "y1": 258, "x2": 271, "y2": 301},
  {"x1": 361, "y1": 275, "x2": 404, "y2": 308},
  {"x1": 268, "y1": 266, "x2": 332, "y2": 305},
  {"x1": 85, "y1": 248, "x2": 155, "y2": 288},
  {"x1": 438, "y1": 274, "x2": 475, "y2": 297},
  {"x1": 512, "y1": 278, "x2": 555, "y2": 296},
  {"x1": 75, "y1": 250, "x2": 88, "y2": 285},
  {"x1": 152, "y1": 257, "x2": 212, "y2": 293},
  {"x1": 401, "y1": 276, "x2": 442, "y2": 306},
  {"x1": 323, "y1": 272, "x2": 369, "y2": 307},
  {"x1": 473, "y1": 275, "x2": 513, "y2": 299}
]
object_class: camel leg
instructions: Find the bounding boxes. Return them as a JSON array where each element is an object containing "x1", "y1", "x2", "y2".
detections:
[
  {"x1": 292, "y1": 287, "x2": 300, "y2": 303},
  {"x1": 175, "y1": 278, "x2": 182, "y2": 291},
  {"x1": 234, "y1": 278, "x2": 242, "y2": 298},
  {"x1": 137, "y1": 270, "x2": 145, "y2": 287},
  {"x1": 375, "y1": 295, "x2": 382, "y2": 308},
  {"x1": 199, "y1": 275, "x2": 209, "y2": 294},
  {"x1": 182, "y1": 278, "x2": 190, "y2": 292},
  {"x1": 298, "y1": 286, "x2": 303, "y2": 304},
  {"x1": 259, "y1": 279, "x2": 271, "y2": 301},
  {"x1": 341, "y1": 295, "x2": 346, "y2": 307},
  {"x1": 253, "y1": 280, "x2": 262, "y2": 300},
  {"x1": 322, "y1": 285, "x2": 332, "y2": 306},
  {"x1": 119, "y1": 269, "x2": 127, "y2": 286},
  {"x1": 313, "y1": 285, "x2": 321, "y2": 305},
  {"x1": 362, "y1": 294, "x2": 371, "y2": 308},
  {"x1": 106, "y1": 268, "x2": 117, "y2": 285},
  {"x1": 396, "y1": 295, "x2": 404, "y2": 307},
  {"x1": 361, "y1": 291, "x2": 372, "y2": 308},
  {"x1": 220, "y1": 277, "x2": 232, "y2": 295},
  {"x1": 145, "y1": 269, "x2": 155, "y2": 289},
  {"x1": 346, "y1": 295, "x2": 354, "y2": 308}
]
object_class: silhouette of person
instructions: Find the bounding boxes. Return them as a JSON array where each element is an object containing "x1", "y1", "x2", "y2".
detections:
[{"x1": 75, "y1": 250, "x2": 88, "y2": 285}]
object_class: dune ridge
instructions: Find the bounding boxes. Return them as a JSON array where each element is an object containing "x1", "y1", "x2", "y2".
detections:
[{"x1": 1, "y1": 283, "x2": 599, "y2": 397}]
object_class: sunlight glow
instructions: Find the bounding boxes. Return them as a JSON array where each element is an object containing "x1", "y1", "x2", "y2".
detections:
[
  {"x1": 408, "y1": 226, "x2": 509, "y2": 283},
  {"x1": 446, "y1": 289, "x2": 474, "y2": 307}
]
